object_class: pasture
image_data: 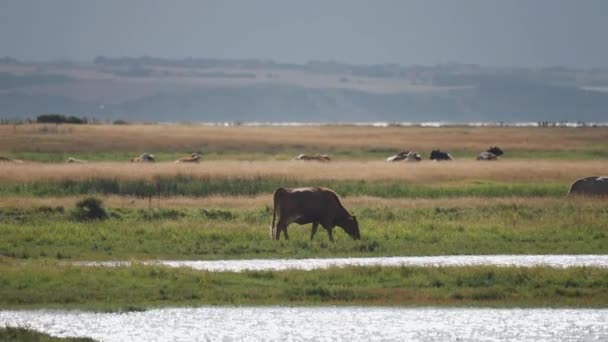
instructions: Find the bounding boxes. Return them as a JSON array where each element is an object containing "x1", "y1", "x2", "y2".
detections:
[{"x1": 0, "y1": 124, "x2": 607, "y2": 310}]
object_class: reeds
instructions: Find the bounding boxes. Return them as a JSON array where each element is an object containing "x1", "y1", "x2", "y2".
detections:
[{"x1": 0, "y1": 160, "x2": 605, "y2": 184}]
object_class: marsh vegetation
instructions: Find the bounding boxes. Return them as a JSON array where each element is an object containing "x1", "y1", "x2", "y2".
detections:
[{"x1": 0, "y1": 124, "x2": 607, "y2": 310}]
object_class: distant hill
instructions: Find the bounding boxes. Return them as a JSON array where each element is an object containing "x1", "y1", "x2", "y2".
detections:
[{"x1": 1, "y1": 57, "x2": 607, "y2": 122}]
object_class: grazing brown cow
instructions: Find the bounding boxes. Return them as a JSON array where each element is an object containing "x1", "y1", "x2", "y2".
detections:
[
  {"x1": 175, "y1": 153, "x2": 201, "y2": 163},
  {"x1": 269, "y1": 187, "x2": 360, "y2": 241},
  {"x1": 130, "y1": 153, "x2": 156, "y2": 163},
  {"x1": 294, "y1": 154, "x2": 331, "y2": 162},
  {"x1": 568, "y1": 176, "x2": 608, "y2": 197},
  {"x1": 66, "y1": 157, "x2": 87, "y2": 163}
]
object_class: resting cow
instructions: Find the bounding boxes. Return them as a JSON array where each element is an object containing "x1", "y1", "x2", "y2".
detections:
[
  {"x1": 66, "y1": 157, "x2": 87, "y2": 163},
  {"x1": 386, "y1": 151, "x2": 421, "y2": 162},
  {"x1": 568, "y1": 176, "x2": 608, "y2": 197},
  {"x1": 269, "y1": 187, "x2": 360, "y2": 241},
  {"x1": 430, "y1": 150, "x2": 454, "y2": 161},
  {"x1": 487, "y1": 146, "x2": 504, "y2": 157},
  {"x1": 0, "y1": 156, "x2": 24, "y2": 163},
  {"x1": 294, "y1": 154, "x2": 331, "y2": 162},
  {"x1": 477, "y1": 146, "x2": 504, "y2": 161},
  {"x1": 175, "y1": 153, "x2": 201, "y2": 163},
  {"x1": 476, "y1": 151, "x2": 498, "y2": 161},
  {"x1": 130, "y1": 153, "x2": 156, "y2": 163}
]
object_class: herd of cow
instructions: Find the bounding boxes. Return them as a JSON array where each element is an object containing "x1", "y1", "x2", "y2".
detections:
[{"x1": 60, "y1": 146, "x2": 503, "y2": 164}]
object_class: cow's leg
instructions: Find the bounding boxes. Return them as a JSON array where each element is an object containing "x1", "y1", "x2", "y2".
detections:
[
  {"x1": 283, "y1": 227, "x2": 289, "y2": 240},
  {"x1": 276, "y1": 220, "x2": 289, "y2": 240},
  {"x1": 320, "y1": 219, "x2": 335, "y2": 242},
  {"x1": 326, "y1": 228, "x2": 334, "y2": 242},
  {"x1": 310, "y1": 222, "x2": 319, "y2": 241}
]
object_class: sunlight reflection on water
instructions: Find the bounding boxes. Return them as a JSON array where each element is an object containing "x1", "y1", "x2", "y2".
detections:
[{"x1": 2, "y1": 307, "x2": 608, "y2": 342}]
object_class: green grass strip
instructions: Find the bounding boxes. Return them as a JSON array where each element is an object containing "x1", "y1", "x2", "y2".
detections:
[
  {"x1": 0, "y1": 327, "x2": 96, "y2": 342},
  {"x1": 0, "y1": 178, "x2": 568, "y2": 198},
  {"x1": 2, "y1": 263, "x2": 608, "y2": 310}
]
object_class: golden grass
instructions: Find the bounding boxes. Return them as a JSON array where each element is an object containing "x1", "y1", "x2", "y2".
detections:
[
  {"x1": 0, "y1": 194, "x2": 602, "y2": 210},
  {"x1": 0, "y1": 160, "x2": 605, "y2": 184},
  {"x1": 1, "y1": 124, "x2": 607, "y2": 153}
]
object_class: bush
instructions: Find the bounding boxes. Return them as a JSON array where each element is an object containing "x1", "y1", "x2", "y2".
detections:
[
  {"x1": 73, "y1": 197, "x2": 108, "y2": 221},
  {"x1": 36, "y1": 114, "x2": 87, "y2": 124}
]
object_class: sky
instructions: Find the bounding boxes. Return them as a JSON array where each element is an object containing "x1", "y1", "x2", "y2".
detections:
[{"x1": 1, "y1": 0, "x2": 607, "y2": 67}]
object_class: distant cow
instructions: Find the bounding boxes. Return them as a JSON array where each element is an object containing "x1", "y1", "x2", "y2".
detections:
[
  {"x1": 386, "y1": 151, "x2": 422, "y2": 163},
  {"x1": 66, "y1": 157, "x2": 87, "y2": 163},
  {"x1": 568, "y1": 176, "x2": 608, "y2": 197},
  {"x1": 487, "y1": 146, "x2": 504, "y2": 157},
  {"x1": 430, "y1": 150, "x2": 454, "y2": 161},
  {"x1": 476, "y1": 151, "x2": 498, "y2": 161},
  {"x1": 294, "y1": 154, "x2": 331, "y2": 162},
  {"x1": 386, "y1": 151, "x2": 409, "y2": 162},
  {"x1": 269, "y1": 187, "x2": 360, "y2": 241},
  {"x1": 386, "y1": 151, "x2": 421, "y2": 162},
  {"x1": 175, "y1": 153, "x2": 201, "y2": 163},
  {"x1": 130, "y1": 153, "x2": 156, "y2": 163},
  {"x1": 0, "y1": 156, "x2": 24, "y2": 163}
]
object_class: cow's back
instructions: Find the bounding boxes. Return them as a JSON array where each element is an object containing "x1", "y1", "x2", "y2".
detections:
[
  {"x1": 569, "y1": 176, "x2": 608, "y2": 196},
  {"x1": 275, "y1": 187, "x2": 348, "y2": 219}
]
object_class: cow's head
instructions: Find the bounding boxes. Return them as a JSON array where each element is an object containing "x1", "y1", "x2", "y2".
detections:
[
  {"x1": 338, "y1": 215, "x2": 360, "y2": 240},
  {"x1": 487, "y1": 146, "x2": 503, "y2": 156}
]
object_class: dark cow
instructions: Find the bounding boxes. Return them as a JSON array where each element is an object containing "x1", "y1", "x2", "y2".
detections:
[
  {"x1": 130, "y1": 153, "x2": 156, "y2": 163},
  {"x1": 429, "y1": 150, "x2": 454, "y2": 161},
  {"x1": 269, "y1": 187, "x2": 360, "y2": 241},
  {"x1": 568, "y1": 176, "x2": 608, "y2": 197},
  {"x1": 294, "y1": 154, "x2": 331, "y2": 162},
  {"x1": 487, "y1": 146, "x2": 504, "y2": 157}
]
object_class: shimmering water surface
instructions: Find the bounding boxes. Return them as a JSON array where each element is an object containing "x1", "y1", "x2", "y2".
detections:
[
  {"x1": 75, "y1": 255, "x2": 608, "y2": 272},
  {"x1": 2, "y1": 307, "x2": 607, "y2": 342}
]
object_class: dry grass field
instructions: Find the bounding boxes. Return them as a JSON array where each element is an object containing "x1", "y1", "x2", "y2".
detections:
[{"x1": 1, "y1": 124, "x2": 607, "y2": 153}]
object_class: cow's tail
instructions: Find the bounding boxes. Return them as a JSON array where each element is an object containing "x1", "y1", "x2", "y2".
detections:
[{"x1": 269, "y1": 188, "x2": 281, "y2": 239}]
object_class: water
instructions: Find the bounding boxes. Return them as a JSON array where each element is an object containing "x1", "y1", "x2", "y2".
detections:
[
  {"x1": 2, "y1": 307, "x2": 607, "y2": 342},
  {"x1": 74, "y1": 255, "x2": 608, "y2": 272}
]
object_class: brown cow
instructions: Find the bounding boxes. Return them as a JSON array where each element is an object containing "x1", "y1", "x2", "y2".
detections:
[
  {"x1": 293, "y1": 154, "x2": 331, "y2": 162},
  {"x1": 175, "y1": 153, "x2": 201, "y2": 163},
  {"x1": 269, "y1": 187, "x2": 360, "y2": 241}
]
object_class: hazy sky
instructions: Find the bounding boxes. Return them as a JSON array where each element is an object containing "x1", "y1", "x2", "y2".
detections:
[{"x1": 1, "y1": 0, "x2": 607, "y2": 67}]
